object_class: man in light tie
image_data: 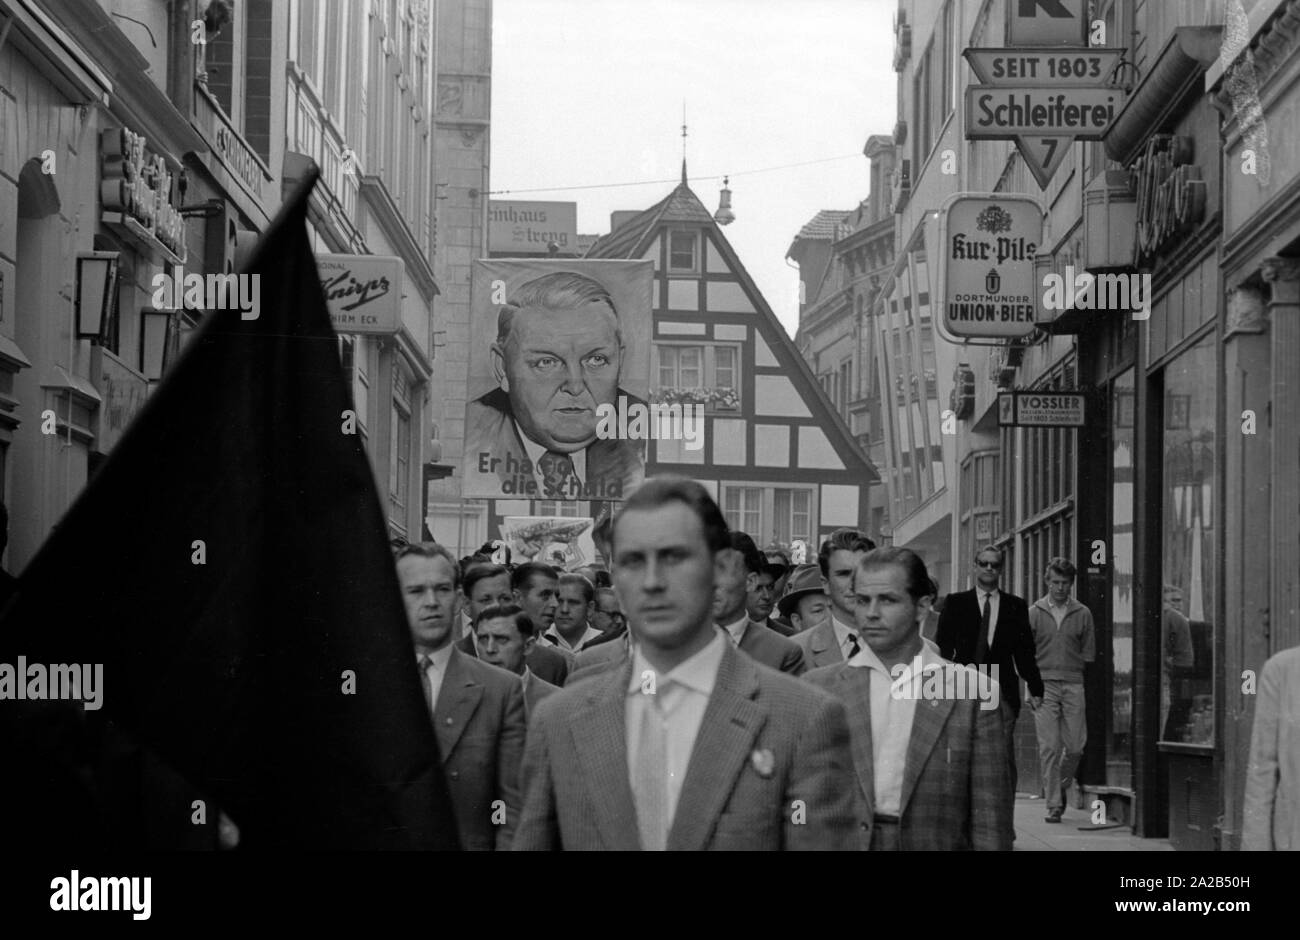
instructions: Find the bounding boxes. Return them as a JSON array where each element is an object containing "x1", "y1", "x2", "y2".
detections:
[
  {"x1": 793, "y1": 528, "x2": 875, "y2": 668},
  {"x1": 397, "y1": 543, "x2": 526, "y2": 850},
  {"x1": 514, "y1": 476, "x2": 858, "y2": 850}
]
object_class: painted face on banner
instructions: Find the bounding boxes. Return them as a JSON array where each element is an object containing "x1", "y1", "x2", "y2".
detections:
[{"x1": 494, "y1": 302, "x2": 623, "y2": 453}]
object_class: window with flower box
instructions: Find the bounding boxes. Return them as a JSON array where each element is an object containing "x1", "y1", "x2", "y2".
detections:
[{"x1": 653, "y1": 343, "x2": 741, "y2": 412}]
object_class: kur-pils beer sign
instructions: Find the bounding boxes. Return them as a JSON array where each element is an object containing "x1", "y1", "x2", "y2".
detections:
[{"x1": 935, "y1": 193, "x2": 1043, "y2": 342}]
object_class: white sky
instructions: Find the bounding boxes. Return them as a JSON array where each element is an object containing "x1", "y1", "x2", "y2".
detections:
[{"x1": 491, "y1": 0, "x2": 898, "y2": 337}]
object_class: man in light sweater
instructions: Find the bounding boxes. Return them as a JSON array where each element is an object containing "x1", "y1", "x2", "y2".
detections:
[{"x1": 1028, "y1": 557, "x2": 1095, "y2": 824}]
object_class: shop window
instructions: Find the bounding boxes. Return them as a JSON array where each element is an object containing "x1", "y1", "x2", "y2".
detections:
[
  {"x1": 1160, "y1": 337, "x2": 1216, "y2": 746},
  {"x1": 389, "y1": 365, "x2": 411, "y2": 527}
]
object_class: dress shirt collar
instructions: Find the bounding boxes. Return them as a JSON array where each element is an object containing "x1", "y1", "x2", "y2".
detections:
[
  {"x1": 830, "y1": 612, "x2": 859, "y2": 648},
  {"x1": 544, "y1": 623, "x2": 603, "y2": 652},
  {"x1": 519, "y1": 429, "x2": 587, "y2": 487},
  {"x1": 627, "y1": 627, "x2": 727, "y2": 697},
  {"x1": 416, "y1": 643, "x2": 454, "y2": 672},
  {"x1": 846, "y1": 633, "x2": 937, "y2": 675},
  {"x1": 719, "y1": 613, "x2": 750, "y2": 646},
  {"x1": 979, "y1": 587, "x2": 1000, "y2": 601},
  {"x1": 520, "y1": 665, "x2": 533, "y2": 690}
]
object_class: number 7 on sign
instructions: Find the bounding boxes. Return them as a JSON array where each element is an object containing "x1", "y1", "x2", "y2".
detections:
[{"x1": 1015, "y1": 136, "x2": 1071, "y2": 189}]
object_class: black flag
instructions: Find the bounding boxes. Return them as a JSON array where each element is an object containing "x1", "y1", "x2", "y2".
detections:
[{"x1": 0, "y1": 168, "x2": 459, "y2": 849}]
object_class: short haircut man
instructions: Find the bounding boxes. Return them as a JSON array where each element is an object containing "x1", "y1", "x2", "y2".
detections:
[
  {"x1": 803, "y1": 547, "x2": 1011, "y2": 850},
  {"x1": 475, "y1": 604, "x2": 559, "y2": 723},
  {"x1": 1029, "y1": 556, "x2": 1096, "y2": 823},
  {"x1": 395, "y1": 543, "x2": 525, "y2": 850},
  {"x1": 514, "y1": 476, "x2": 858, "y2": 850},
  {"x1": 714, "y1": 532, "x2": 805, "y2": 674},
  {"x1": 935, "y1": 543, "x2": 1043, "y2": 843},
  {"x1": 544, "y1": 572, "x2": 603, "y2": 654},
  {"x1": 796, "y1": 528, "x2": 875, "y2": 669},
  {"x1": 464, "y1": 271, "x2": 646, "y2": 501}
]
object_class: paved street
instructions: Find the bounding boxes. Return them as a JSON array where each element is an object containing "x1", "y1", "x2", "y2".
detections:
[{"x1": 1014, "y1": 796, "x2": 1173, "y2": 851}]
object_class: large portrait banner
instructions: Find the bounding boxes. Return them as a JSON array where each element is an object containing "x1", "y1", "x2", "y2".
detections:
[{"x1": 463, "y1": 259, "x2": 653, "y2": 501}]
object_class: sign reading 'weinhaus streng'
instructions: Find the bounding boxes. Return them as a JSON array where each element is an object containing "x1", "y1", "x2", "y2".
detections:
[{"x1": 936, "y1": 194, "x2": 1043, "y2": 342}]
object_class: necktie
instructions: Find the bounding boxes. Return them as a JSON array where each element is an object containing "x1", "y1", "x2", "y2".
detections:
[
  {"x1": 418, "y1": 654, "x2": 434, "y2": 711},
  {"x1": 976, "y1": 594, "x2": 991, "y2": 663},
  {"x1": 537, "y1": 451, "x2": 579, "y2": 499},
  {"x1": 632, "y1": 688, "x2": 669, "y2": 851},
  {"x1": 846, "y1": 634, "x2": 861, "y2": 661}
]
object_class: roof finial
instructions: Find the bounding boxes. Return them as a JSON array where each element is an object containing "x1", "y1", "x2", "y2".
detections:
[{"x1": 681, "y1": 101, "x2": 688, "y2": 184}]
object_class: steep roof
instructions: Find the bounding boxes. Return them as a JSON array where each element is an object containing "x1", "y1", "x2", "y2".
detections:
[{"x1": 586, "y1": 178, "x2": 715, "y2": 259}]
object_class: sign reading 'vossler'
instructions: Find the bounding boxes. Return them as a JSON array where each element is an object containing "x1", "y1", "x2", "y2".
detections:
[{"x1": 936, "y1": 193, "x2": 1043, "y2": 342}]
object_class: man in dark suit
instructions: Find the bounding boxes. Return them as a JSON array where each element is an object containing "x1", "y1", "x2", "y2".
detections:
[
  {"x1": 472, "y1": 603, "x2": 559, "y2": 723},
  {"x1": 463, "y1": 271, "x2": 645, "y2": 501},
  {"x1": 515, "y1": 477, "x2": 858, "y2": 850},
  {"x1": 457, "y1": 562, "x2": 569, "y2": 686},
  {"x1": 935, "y1": 545, "x2": 1043, "y2": 839},
  {"x1": 805, "y1": 547, "x2": 1011, "y2": 850},
  {"x1": 716, "y1": 533, "x2": 805, "y2": 675},
  {"x1": 396, "y1": 544, "x2": 526, "y2": 850},
  {"x1": 793, "y1": 528, "x2": 875, "y2": 669}
]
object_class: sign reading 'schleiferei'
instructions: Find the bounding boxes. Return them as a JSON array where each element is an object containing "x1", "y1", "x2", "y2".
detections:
[
  {"x1": 100, "y1": 128, "x2": 186, "y2": 259},
  {"x1": 936, "y1": 193, "x2": 1043, "y2": 342},
  {"x1": 316, "y1": 254, "x2": 404, "y2": 336}
]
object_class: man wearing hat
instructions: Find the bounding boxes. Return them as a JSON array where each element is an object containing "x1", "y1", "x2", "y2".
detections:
[
  {"x1": 777, "y1": 565, "x2": 833, "y2": 636},
  {"x1": 716, "y1": 532, "x2": 806, "y2": 674},
  {"x1": 747, "y1": 552, "x2": 796, "y2": 638}
]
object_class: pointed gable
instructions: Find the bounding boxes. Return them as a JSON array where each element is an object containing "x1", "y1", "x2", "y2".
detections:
[{"x1": 584, "y1": 177, "x2": 878, "y2": 533}]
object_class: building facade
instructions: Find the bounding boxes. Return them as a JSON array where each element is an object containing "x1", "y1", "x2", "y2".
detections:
[
  {"x1": 584, "y1": 171, "x2": 878, "y2": 550},
  {"x1": 286, "y1": 0, "x2": 441, "y2": 542},
  {"x1": 1, "y1": 0, "x2": 289, "y2": 573}
]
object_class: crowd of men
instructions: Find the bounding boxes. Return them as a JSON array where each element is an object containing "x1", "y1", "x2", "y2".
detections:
[{"x1": 398, "y1": 475, "x2": 1097, "y2": 850}]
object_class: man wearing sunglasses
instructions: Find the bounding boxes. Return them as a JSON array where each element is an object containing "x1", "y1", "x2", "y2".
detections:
[{"x1": 936, "y1": 545, "x2": 1043, "y2": 840}]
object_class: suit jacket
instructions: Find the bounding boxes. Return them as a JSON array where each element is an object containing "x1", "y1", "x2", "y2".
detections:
[
  {"x1": 458, "y1": 632, "x2": 571, "y2": 687},
  {"x1": 565, "y1": 636, "x2": 629, "y2": 686},
  {"x1": 524, "y1": 671, "x2": 559, "y2": 723},
  {"x1": 804, "y1": 659, "x2": 1011, "y2": 850},
  {"x1": 735, "y1": 620, "x2": 806, "y2": 675},
  {"x1": 794, "y1": 620, "x2": 845, "y2": 670},
  {"x1": 514, "y1": 641, "x2": 858, "y2": 850},
  {"x1": 1243, "y1": 645, "x2": 1300, "y2": 850},
  {"x1": 433, "y1": 648, "x2": 527, "y2": 850},
  {"x1": 935, "y1": 589, "x2": 1043, "y2": 717},
  {"x1": 463, "y1": 387, "x2": 645, "y2": 501},
  {"x1": 758, "y1": 615, "x2": 796, "y2": 638}
]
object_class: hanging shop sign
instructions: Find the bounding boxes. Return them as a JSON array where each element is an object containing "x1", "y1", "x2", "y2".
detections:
[
  {"x1": 1006, "y1": 0, "x2": 1088, "y2": 47},
  {"x1": 489, "y1": 201, "x2": 578, "y2": 254},
  {"x1": 962, "y1": 46, "x2": 1127, "y2": 188},
  {"x1": 936, "y1": 193, "x2": 1043, "y2": 342},
  {"x1": 100, "y1": 128, "x2": 186, "y2": 264},
  {"x1": 997, "y1": 390, "x2": 1087, "y2": 427},
  {"x1": 317, "y1": 254, "x2": 404, "y2": 335}
]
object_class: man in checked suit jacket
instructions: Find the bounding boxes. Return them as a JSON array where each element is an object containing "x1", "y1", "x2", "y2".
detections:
[
  {"x1": 397, "y1": 543, "x2": 526, "y2": 851},
  {"x1": 514, "y1": 477, "x2": 858, "y2": 851},
  {"x1": 935, "y1": 545, "x2": 1043, "y2": 840},
  {"x1": 805, "y1": 547, "x2": 1011, "y2": 851}
]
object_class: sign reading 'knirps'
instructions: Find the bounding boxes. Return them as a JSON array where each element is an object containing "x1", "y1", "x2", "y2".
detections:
[
  {"x1": 936, "y1": 194, "x2": 1043, "y2": 342},
  {"x1": 317, "y1": 254, "x2": 404, "y2": 335}
]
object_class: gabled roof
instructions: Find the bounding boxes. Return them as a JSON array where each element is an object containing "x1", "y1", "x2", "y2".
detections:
[
  {"x1": 786, "y1": 209, "x2": 853, "y2": 258},
  {"x1": 586, "y1": 175, "x2": 715, "y2": 260}
]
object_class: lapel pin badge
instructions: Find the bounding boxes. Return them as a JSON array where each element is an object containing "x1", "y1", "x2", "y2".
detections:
[{"x1": 750, "y1": 748, "x2": 775, "y2": 778}]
